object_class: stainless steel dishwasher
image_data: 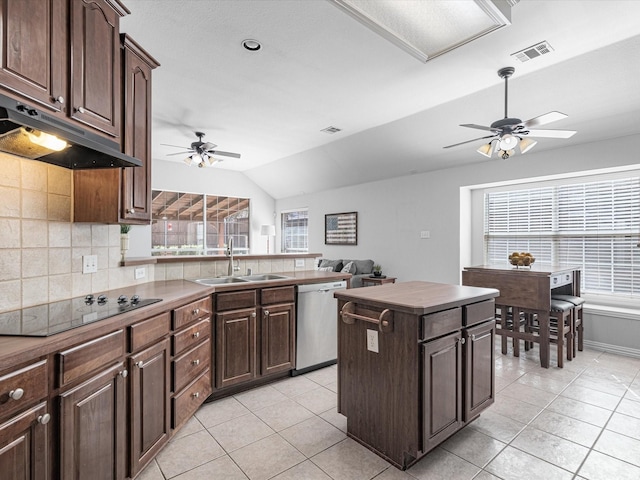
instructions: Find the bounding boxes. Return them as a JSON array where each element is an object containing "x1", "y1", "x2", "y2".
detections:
[{"x1": 293, "y1": 280, "x2": 347, "y2": 375}]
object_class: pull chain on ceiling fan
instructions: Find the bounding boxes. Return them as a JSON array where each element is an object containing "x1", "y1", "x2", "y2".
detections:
[
  {"x1": 161, "y1": 131, "x2": 241, "y2": 168},
  {"x1": 443, "y1": 67, "x2": 577, "y2": 159}
]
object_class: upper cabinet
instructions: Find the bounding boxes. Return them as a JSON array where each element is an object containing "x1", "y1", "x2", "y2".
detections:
[
  {"x1": 0, "y1": 0, "x2": 67, "y2": 113},
  {"x1": 0, "y1": 0, "x2": 129, "y2": 140}
]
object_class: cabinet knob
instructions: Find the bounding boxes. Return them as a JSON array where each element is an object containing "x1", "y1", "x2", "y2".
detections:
[
  {"x1": 192, "y1": 392, "x2": 200, "y2": 399},
  {"x1": 192, "y1": 331, "x2": 200, "y2": 339},
  {"x1": 192, "y1": 308, "x2": 200, "y2": 315},
  {"x1": 76, "y1": 106, "x2": 86, "y2": 114},
  {"x1": 55, "y1": 95, "x2": 65, "y2": 104},
  {"x1": 264, "y1": 310, "x2": 270, "y2": 316},
  {"x1": 119, "y1": 370, "x2": 128, "y2": 378},
  {"x1": 135, "y1": 361, "x2": 144, "y2": 368},
  {"x1": 251, "y1": 312, "x2": 257, "y2": 318},
  {"x1": 191, "y1": 359, "x2": 200, "y2": 366},
  {"x1": 460, "y1": 337, "x2": 466, "y2": 345},
  {"x1": 127, "y1": 208, "x2": 135, "y2": 214},
  {"x1": 471, "y1": 334, "x2": 476, "y2": 341},
  {"x1": 9, "y1": 388, "x2": 24, "y2": 400},
  {"x1": 37, "y1": 413, "x2": 51, "y2": 425}
]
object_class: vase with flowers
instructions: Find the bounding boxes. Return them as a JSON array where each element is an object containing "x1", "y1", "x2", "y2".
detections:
[{"x1": 120, "y1": 224, "x2": 131, "y2": 262}]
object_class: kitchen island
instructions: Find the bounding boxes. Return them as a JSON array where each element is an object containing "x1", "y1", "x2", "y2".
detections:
[{"x1": 335, "y1": 281, "x2": 499, "y2": 470}]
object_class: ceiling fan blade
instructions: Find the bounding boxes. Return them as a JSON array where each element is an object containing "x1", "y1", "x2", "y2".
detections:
[
  {"x1": 522, "y1": 111, "x2": 568, "y2": 128},
  {"x1": 201, "y1": 142, "x2": 217, "y2": 150},
  {"x1": 460, "y1": 124, "x2": 501, "y2": 133},
  {"x1": 209, "y1": 150, "x2": 241, "y2": 158},
  {"x1": 443, "y1": 134, "x2": 497, "y2": 149},
  {"x1": 160, "y1": 143, "x2": 191, "y2": 149},
  {"x1": 166, "y1": 150, "x2": 195, "y2": 156},
  {"x1": 525, "y1": 129, "x2": 577, "y2": 139}
]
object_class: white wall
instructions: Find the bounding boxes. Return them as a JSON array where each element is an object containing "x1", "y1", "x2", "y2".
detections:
[{"x1": 128, "y1": 158, "x2": 277, "y2": 256}]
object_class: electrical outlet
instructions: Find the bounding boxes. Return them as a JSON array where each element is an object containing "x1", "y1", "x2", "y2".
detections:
[
  {"x1": 295, "y1": 259, "x2": 305, "y2": 268},
  {"x1": 135, "y1": 267, "x2": 146, "y2": 280},
  {"x1": 366, "y1": 329, "x2": 379, "y2": 353},
  {"x1": 82, "y1": 255, "x2": 98, "y2": 274},
  {"x1": 420, "y1": 230, "x2": 430, "y2": 239}
]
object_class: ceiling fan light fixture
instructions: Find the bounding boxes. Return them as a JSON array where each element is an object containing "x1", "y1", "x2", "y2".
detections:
[
  {"x1": 499, "y1": 149, "x2": 514, "y2": 160},
  {"x1": 499, "y1": 134, "x2": 518, "y2": 151},
  {"x1": 519, "y1": 137, "x2": 537, "y2": 154},
  {"x1": 477, "y1": 142, "x2": 495, "y2": 158}
]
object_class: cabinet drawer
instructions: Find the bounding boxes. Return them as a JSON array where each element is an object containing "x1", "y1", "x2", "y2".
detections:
[
  {"x1": 173, "y1": 318, "x2": 211, "y2": 356},
  {"x1": 172, "y1": 369, "x2": 211, "y2": 429},
  {"x1": 216, "y1": 290, "x2": 256, "y2": 312},
  {"x1": 261, "y1": 286, "x2": 295, "y2": 305},
  {"x1": 172, "y1": 340, "x2": 211, "y2": 393},
  {"x1": 173, "y1": 296, "x2": 212, "y2": 330},
  {"x1": 130, "y1": 313, "x2": 171, "y2": 352},
  {"x1": 0, "y1": 360, "x2": 48, "y2": 420},
  {"x1": 58, "y1": 330, "x2": 125, "y2": 387},
  {"x1": 421, "y1": 307, "x2": 461, "y2": 341},
  {"x1": 463, "y1": 300, "x2": 495, "y2": 327}
]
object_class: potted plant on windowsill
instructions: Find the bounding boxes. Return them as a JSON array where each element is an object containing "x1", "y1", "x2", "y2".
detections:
[
  {"x1": 120, "y1": 224, "x2": 131, "y2": 263},
  {"x1": 373, "y1": 264, "x2": 382, "y2": 277}
]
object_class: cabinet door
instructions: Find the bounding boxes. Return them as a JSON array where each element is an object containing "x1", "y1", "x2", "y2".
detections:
[
  {"x1": 0, "y1": 0, "x2": 66, "y2": 113},
  {"x1": 463, "y1": 320, "x2": 495, "y2": 421},
  {"x1": 60, "y1": 362, "x2": 127, "y2": 480},
  {"x1": 69, "y1": 0, "x2": 124, "y2": 137},
  {"x1": 422, "y1": 331, "x2": 462, "y2": 452},
  {"x1": 121, "y1": 35, "x2": 158, "y2": 223},
  {"x1": 0, "y1": 402, "x2": 49, "y2": 480},
  {"x1": 261, "y1": 303, "x2": 295, "y2": 376},
  {"x1": 216, "y1": 308, "x2": 257, "y2": 388},
  {"x1": 129, "y1": 338, "x2": 170, "y2": 477}
]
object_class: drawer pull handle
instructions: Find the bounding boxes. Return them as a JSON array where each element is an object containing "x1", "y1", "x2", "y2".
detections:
[
  {"x1": 340, "y1": 302, "x2": 394, "y2": 332},
  {"x1": 192, "y1": 308, "x2": 200, "y2": 315},
  {"x1": 135, "y1": 361, "x2": 144, "y2": 368},
  {"x1": 191, "y1": 359, "x2": 200, "y2": 366},
  {"x1": 37, "y1": 413, "x2": 51, "y2": 425},
  {"x1": 119, "y1": 370, "x2": 128, "y2": 378},
  {"x1": 192, "y1": 331, "x2": 200, "y2": 339},
  {"x1": 192, "y1": 392, "x2": 199, "y2": 399},
  {"x1": 9, "y1": 388, "x2": 24, "y2": 400}
]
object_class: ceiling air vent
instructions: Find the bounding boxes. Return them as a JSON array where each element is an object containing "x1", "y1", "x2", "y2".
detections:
[
  {"x1": 511, "y1": 41, "x2": 554, "y2": 63},
  {"x1": 321, "y1": 126, "x2": 342, "y2": 134}
]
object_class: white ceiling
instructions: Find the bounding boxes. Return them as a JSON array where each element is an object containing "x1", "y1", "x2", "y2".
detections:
[{"x1": 121, "y1": 0, "x2": 640, "y2": 199}]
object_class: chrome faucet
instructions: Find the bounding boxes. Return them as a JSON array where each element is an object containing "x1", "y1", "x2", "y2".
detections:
[{"x1": 226, "y1": 237, "x2": 234, "y2": 276}]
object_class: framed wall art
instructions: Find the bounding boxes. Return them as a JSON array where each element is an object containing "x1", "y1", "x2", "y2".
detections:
[{"x1": 325, "y1": 211, "x2": 357, "y2": 245}]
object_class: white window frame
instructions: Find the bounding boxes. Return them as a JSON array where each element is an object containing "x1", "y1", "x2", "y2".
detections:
[{"x1": 281, "y1": 208, "x2": 309, "y2": 253}]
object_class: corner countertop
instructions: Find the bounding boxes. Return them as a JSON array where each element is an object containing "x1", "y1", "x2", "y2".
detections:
[{"x1": 334, "y1": 280, "x2": 499, "y2": 315}]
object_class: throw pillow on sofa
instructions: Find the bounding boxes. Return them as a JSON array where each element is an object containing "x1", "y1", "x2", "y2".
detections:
[
  {"x1": 341, "y1": 261, "x2": 356, "y2": 274},
  {"x1": 318, "y1": 266, "x2": 334, "y2": 271},
  {"x1": 348, "y1": 259, "x2": 374, "y2": 274},
  {"x1": 318, "y1": 259, "x2": 343, "y2": 272}
]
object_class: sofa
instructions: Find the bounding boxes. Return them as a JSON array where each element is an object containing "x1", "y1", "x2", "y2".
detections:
[{"x1": 317, "y1": 258, "x2": 375, "y2": 288}]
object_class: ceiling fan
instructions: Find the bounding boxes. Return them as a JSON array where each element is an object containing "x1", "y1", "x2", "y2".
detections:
[
  {"x1": 162, "y1": 131, "x2": 241, "y2": 168},
  {"x1": 443, "y1": 67, "x2": 576, "y2": 159}
]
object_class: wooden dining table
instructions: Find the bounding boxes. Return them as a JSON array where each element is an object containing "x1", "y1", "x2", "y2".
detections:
[{"x1": 462, "y1": 264, "x2": 581, "y2": 368}]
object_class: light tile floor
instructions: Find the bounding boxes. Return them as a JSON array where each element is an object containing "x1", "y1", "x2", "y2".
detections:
[{"x1": 139, "y1": 344, "x2": 640, "y2": 480}]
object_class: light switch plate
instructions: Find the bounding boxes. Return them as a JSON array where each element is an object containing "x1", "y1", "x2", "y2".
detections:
[
  {"x1": 420, "y1": 230, "x2": 430, "y2": 239},
  {"x1": 135, "y1": 267, "x2": 146, "y2": 280},
  {"x1": 295, "y1": 259, "x2": 305, "y2": 267},
  {"x1": 366, "y1": 329, "x2": 379, "y2": 353},
  {"x1": 82, "y1": 255, "x2": 98, "y2": 274}
]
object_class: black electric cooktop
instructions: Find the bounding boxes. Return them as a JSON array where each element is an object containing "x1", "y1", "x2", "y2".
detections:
[{"x1": 0, "y1": 294, "x2": 162, "y2": 337}]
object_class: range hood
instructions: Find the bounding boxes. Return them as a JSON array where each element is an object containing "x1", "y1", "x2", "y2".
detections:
[{"x1": 0, "y1": 93, "x2": 142, "y2": 169}]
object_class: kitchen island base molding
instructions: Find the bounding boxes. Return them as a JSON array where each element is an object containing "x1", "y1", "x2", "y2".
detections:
[{"x1": 335, "y1": 281, "x2": 499, "y2": 470}]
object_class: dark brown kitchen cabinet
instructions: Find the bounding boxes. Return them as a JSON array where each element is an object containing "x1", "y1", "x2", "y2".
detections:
[
  {"x1": 463, "y1": 319, "x2": 495, "y2": 421},
  {"x1": 260, "y1": 302, "x2": 295, "y2": 376},
  {"x1": 422, "y1": 330, "x2": 462, "y2": 452},
  {"x1": 72, "y1": 33, "x2": 158, "y2": 225},
  {"x1": 69, "y1": 0, "x2": 127, "y2": 138},
  {"x1": 216, "y1": 307, "x2": 257, "y2": 389},
  {"x1": 59, "y1": 362, "x2": 127, "y2": 480},
  {"x1": 0, "y1": 402, "x2": 50, "y2": 480},
  {"x1": 0, "y1": 0, "x2": 67, "y2": 114},
  {"x1": 129, "y1": 337, "x2": 170, "y2": 478}
]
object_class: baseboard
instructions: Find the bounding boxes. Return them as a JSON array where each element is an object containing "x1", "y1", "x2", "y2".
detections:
[{"x1": 583, "y1": 340, "x2": 640, "y2": 359}]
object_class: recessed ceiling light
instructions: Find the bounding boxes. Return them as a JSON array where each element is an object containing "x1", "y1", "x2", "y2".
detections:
[
  {"x1": 242, "y1": 39, "x2": 262, "y2": 51},
  {"x1": 321, "y1": 126, "x2": 342, "y2": 134}
]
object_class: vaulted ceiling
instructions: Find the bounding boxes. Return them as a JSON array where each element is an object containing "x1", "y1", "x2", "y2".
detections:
[{"x1": 122, "y1": 0, "x2": 640, "y2": 199}]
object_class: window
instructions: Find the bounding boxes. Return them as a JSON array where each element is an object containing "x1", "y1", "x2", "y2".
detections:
[
  {"x1": 151, "y1": 190, "x2": 250, "y2": 255},
  {"x1": 281, "y1": 209, "x2": 308, "y2": 253},
  {"x1": 484, "y1": 177, "x2": 640, "y2": 298}
]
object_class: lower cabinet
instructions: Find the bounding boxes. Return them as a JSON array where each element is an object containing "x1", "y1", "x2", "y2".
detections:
[
  {"x1": 59, "y1": 362, "x2": 127, "y2": 480},
  {"x1": 216, "y1": 307, "x2": 257, "y2": 388},
  {"x1": 422, "y1": 330, "x2": 462, "y2": 452},
  {"x1": 129, "y1": 338, "x2": 170, "y2": 477},
  {"x1": 261, "y1": 302, "x2": 295, "y2": 376},
  {"x1": 0, "y1": 402, "x2": 50, "y2": 480},
  {"x1": 463, "y1": 320, "x2": 495, "y2": 420}
]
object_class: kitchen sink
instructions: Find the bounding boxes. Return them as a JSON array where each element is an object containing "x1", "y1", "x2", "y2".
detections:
[
  {"x1": 192, "y1": 277, "x2": 250, "y2": 285},
  {"x1": 239, "y1": 274, "x2": 291, "y2": 281}
]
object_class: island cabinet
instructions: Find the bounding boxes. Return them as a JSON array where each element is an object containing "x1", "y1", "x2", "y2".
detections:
[
  {"x1": 0, "y1": 359, "x2": 50, "y2": 480},
  {"x1": 335, "y1": 281, "x2": 498, "y2": 470}
]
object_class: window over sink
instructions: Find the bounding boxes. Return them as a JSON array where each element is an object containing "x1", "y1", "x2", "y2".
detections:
[{"x1": 151, "y1": 190, "x2": 250, "y2": 256}]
